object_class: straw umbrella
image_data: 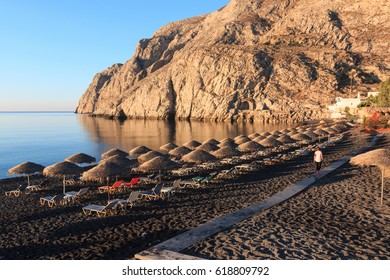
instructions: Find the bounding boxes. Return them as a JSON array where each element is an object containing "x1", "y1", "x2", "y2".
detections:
[
  {"x1": 252, "y1": 135, "x2": 266, "y2": 143},
  {"x1": 234, "y1": 135, "x2": 247, "y2": 141},
  {"x1": 138, "y1": 156, "x2": 180, "y2": 173},
  {"x1": 238, "y1": 141, "x2": 265, "y2": 152},
  {"x1": 101, "y1": 148, "x2": 128, "y2": 159},
  {"x1": 81, "y1": 161, "x2": 128, "y2": 202},
  {"x1": 304, "y1": 130, "x2": 319, "y2": 142},
  {"x1": 212, "y1": 147, "x2": 243, "y2": 158},
  {"x1": 168, "y1": 146, "x2": 192, "y2": 158},
  {"x1": 65, "y1": 153, "x2": 96, "y2": 165},
  {"x1": 259, "y1": 137, "x2": 283, "y2": 148},
  {"x1": 104, "y1": 155, "x2": 138, "y2": 169},
  {"x1": 235, "y1": 136, "x2": 251, "y2": 145},
  {"x1": 350, "y1": 149, "x2": 390, "y2": 205},
  {"x1": 261, "y1": 131, "x2": 271, "y2": 137},
  {"x1": 43, "y1": 162, "x2": 82, "y2": 194},
  {"x1": 8, "y1": 162, "x2": 45, "y2": 185},
  {"x1": 248, "y1": 132, "x2": 260, "y2": 139},
  {"x1": 182, "y1": 149, "x2": 217, "y2": 163},
  {"x1": 277, "y1": 135, "x2": 296, "y2": 144},
  {"x1": 183, "y1": 140, "x2": 202, "y2": 150},
  {"x1": 314, "y1": 128, "x2": 329, "y2": 143},
  {"x1": 202, "y1": 138, "x2": 220, "y2": 145},
  {"x1": 129, "y1": 146, "x2": 152, "y2": 156},
  {"x1": 138, "y1": 151, "x2": 164, "y2": 164},
  {"x1": 196, "y1": 142, "x2": 220, "y2": 152},
  {"x1": 159, "y1": 143, "x2": 178, "y2": 153},
  {"x1": 218, "y1": 140, "x2": 238, "y2": 149}
]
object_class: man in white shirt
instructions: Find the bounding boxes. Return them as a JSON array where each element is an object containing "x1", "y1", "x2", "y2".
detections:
[{"x1": 314, "y1": 146, "x2": 323, "y2": 176}]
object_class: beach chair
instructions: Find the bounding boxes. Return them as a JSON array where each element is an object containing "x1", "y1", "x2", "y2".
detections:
[
  {"x1": 65, "y1": 175, "x2": 81, "y2": 186},
  {"x1": 111, "y1": 191, "x2": 141, "y2": 210},
  {"x1": 5, "y1": 183, "x2": 28, "y2": 197},
  {"x1": 139, "y1": 184, "x2": 164, "y2": 200},
  {"x1": 64, "y1": 187, "x2": 90, "y2": 203},
  {"x1": 26, "y1": 179, "x2": 48, "y2": 192},
  {"x1": 40, "y1": 194, "x2": 66, "y2": 207},
  {"x1": 97, "y1": 181, "x2": 124, "y2": 194},
  {"x1": 122, "y1": 177, "x2": 140, "y2": 190},
  {"x1": 82, "y1": 200, "x2": 120, "y2": 217}
]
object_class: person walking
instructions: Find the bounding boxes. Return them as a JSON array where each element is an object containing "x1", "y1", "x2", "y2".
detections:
[{"x1": 314, "y1": 146, "x2": 323, "y2": 176}]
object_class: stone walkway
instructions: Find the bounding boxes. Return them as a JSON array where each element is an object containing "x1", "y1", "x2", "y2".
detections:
[{"x1": 135, "y1": 134, "x2": 383, "y2": 260}]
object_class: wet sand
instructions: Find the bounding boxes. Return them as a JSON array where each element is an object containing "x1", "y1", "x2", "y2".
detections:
[{"x1": 0, "y1": 130, "x2": 388, "y2": 259}]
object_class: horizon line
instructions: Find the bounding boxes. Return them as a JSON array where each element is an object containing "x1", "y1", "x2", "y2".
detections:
[{"x1": 0, "y1": 110, "x2": 75, "y2": 113}]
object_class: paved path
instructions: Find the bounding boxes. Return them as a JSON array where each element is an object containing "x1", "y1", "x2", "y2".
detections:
[{"x1": 135, "y1": 134, "x2": 383, "y2": 260}]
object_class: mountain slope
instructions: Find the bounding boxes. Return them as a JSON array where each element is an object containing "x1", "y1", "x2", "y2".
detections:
[{"x1": 76, "y1": 0, "x2": 390, "y2": 122}]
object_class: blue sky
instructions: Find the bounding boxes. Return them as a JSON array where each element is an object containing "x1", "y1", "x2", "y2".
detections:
[{"x1": 0, "y1": 0, "x2": 229, "y2": 111}]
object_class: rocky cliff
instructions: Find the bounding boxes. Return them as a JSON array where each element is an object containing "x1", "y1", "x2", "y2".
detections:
[{"x1": 76, "y1": 0, "x2": 390, "y2": 123}]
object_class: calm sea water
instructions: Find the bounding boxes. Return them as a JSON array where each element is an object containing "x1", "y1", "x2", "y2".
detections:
[{"x1": 0, "y1": 112, "x2": 291, "y2": 179}]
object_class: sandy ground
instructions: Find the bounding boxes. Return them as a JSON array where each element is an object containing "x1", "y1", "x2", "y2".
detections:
[
  {"x1": 0, "y1": 130, "x2": 388, "y2": 259},
  {"x1": 183, "y1": 133, "x2": 390, "y2": 260}
]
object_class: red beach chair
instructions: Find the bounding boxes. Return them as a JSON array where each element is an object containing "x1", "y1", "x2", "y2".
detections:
[
  {"x1": 97, "y1": 180, "x2": 124, "y2": 194},
  {"x1": 122, "y1": 177, "x2": 140, "y2": 190}
]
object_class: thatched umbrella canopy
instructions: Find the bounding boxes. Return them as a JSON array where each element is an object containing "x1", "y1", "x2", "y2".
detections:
[
  {"x1": 43, "y1": 162, "x2": 82, "y2": 194},
  {"x1": 287, "y1": 131, "x2": 298, "y2": 136},
  {"x1": 8, "y1": 162, "x2": 45, "y2": 185},
  {"x1": 252, "y1": 135, "x2": 266, "y2": 143},
  {"x1": 235, "y1": 136, "x2": 251, "y2": 145},
  {"x1": 271, "y1": 130, "x2": 282, "y2": 136},
  {"x1": 234, "y1": 135, "x2": 246, "y2": 141},
  {"x1": 183, "y1": 140, "x2": 202, "y2": 150},
  {"x1": 248, "y1": 132, "x2": 260, "y2": 139},
  {"x1": 212, "y1": 147, "x2": 243, "y2": 158},
  {"x1": 261, "y1": 131, "x2": 271, "y2": 137},
  {"x1": 277, "y1": 135, "x2": 296, "y2": 144},
  {"x1": 159, "y1": 143, "x2": 178, "y2": 152},
  {"x1": 182, "y1": 149, "x2": 217, "y2": 163},
  {"x1": 138, "y1": 151, "x2": 164, "y2": 164},
  {"x1": 291, "y1": 133, "x2": 312, "y2": 142},
  {"x1": 196, "y1": 142, "x2": 220, "y2": 152},
  {"x1": 65, "y1": 153, "x2": 96, "y2": 165},
  {"x1": 168, "y1": 146, "x2": 192, "y2": 158},
  {"x1": 81, "y1": 161, "x2": 128, "y2": 182},
  {"x1": 138, "y1": 156, "x2": 180, "y2": 173},
  {"x1": 129, "y1": 146, "x2": 152, "y2": 156},
  {"x1": 219, "y1": 138, "x2": 236, "y2": 144},
  {"x1": 350, "y1": 148, "x2": 390, "y2": 205},
  {"x1": 304, "y1": 130, "x2": 319, "y2": 140},
  {"x1": 331, "y1": 125, "x2": 346, "y2": 133},
  {"x1": 323, "y1": 127, "x2": 338, "y2": 135},
  {"x1": 218, "y1": 140, "x2": 238, "y2": 149},
  {"x1": 238, "y1": 141, "x2": 265, "y2": 152},
  {"x1": 280, "y1": 129, "x2": 291, "y2": 134},
  {"x1": 259, "y1": 137, "x2": 283, "y2": 147},
  {"x1": 104, "y1": 155, "x2": 138, "y2": 168},
  {"x1": 101, "y1": 148, "x2": 128, "y2": 159},
  {"x1": 314, "y1": 128, "x2": 329, "y2": 135},
  {"x1": 202, "y1": 138, "x2": 220, "y2": 145}
]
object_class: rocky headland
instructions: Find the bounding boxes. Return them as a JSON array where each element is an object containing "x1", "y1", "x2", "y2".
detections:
[{"x1": 76, "y1": 0, "x2": 390, "y2": 123}]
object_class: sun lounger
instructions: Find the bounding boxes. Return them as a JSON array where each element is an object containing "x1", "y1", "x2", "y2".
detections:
[
  {"x1": 5, "y1": 183, "x2": 28, "y2": 197},
  {"x1": 64, "y1": 187, "x2": 90, "y2": 203},
  {"x1": 40, "y1": 194, "x2": 66, "y2": 207},
  {"x1": 139, "y1": 184, "x2": 164, "y2": 200},
  {"x1": 26, "y1": 179, "x2": 48, "y2": 192},
  {"x1": 82, "y1": 200, "x2": 120, "y2": 217},
  {"x1": 122, "y1": 178, "x2": 140, "y2": 190},
  {"x1": 97, "y1": 181, "x2": 124, "y2": 194},
  {"x1": 65, "y1": 175, "x2": 81, "y2": 186},
  {"x1": 111, "y1": 191, "x2": 141, "y2": 210}
]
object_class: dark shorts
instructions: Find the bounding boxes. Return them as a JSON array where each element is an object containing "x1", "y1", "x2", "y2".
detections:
[{"x1": 315, "y1": 161, "x2": 322, "y2": 171}]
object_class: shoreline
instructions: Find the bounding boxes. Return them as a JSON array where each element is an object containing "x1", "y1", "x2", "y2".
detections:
[{"x1": 0, "y1": 130, "x2": 388, "y2": 259}]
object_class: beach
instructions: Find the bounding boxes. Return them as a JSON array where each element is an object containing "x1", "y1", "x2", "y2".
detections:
[{"x1": 0, "y1": 130, "x2": 388, "y2": 260}]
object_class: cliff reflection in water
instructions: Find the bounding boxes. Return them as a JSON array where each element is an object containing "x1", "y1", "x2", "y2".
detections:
[{"x1": 77, "y1": 115, "x2": 290, "y2": 155}]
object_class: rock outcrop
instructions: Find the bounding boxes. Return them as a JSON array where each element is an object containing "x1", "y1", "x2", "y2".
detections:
[{"x1": 76, "y1": 0, "x2": 390, "y2": 123}]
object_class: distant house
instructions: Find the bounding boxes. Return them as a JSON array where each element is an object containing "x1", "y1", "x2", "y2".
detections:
[{"x1": 328, "y1": 93, "x2": 362, "y2": 118}]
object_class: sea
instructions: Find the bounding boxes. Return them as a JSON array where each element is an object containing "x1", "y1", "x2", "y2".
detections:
[{"x1": 0, "y1": 112, "x2": 292, "y2": 179}]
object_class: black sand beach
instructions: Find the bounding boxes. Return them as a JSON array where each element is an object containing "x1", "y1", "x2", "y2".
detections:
[{"x1": 0, "y1": 130, "x2": 388, "y2": 260}]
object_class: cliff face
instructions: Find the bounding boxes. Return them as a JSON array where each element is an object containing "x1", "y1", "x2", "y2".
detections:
[{"x1": 76, "y1": 0, "x2": 390, "y2": 123}]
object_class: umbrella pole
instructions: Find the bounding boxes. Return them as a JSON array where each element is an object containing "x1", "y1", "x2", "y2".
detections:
[
  {"x1": 27, "y1": 174, "x2": 30, "y2": 186},
  {"x1": 63, "y1": 175, "x2": 66, "y2": 194},
  {"x1": 106, "y1": 177, "x2": 110, "y2": 202},
  {"x1": 381, "y1": 169, "x2": 385, "y2": 205}
]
